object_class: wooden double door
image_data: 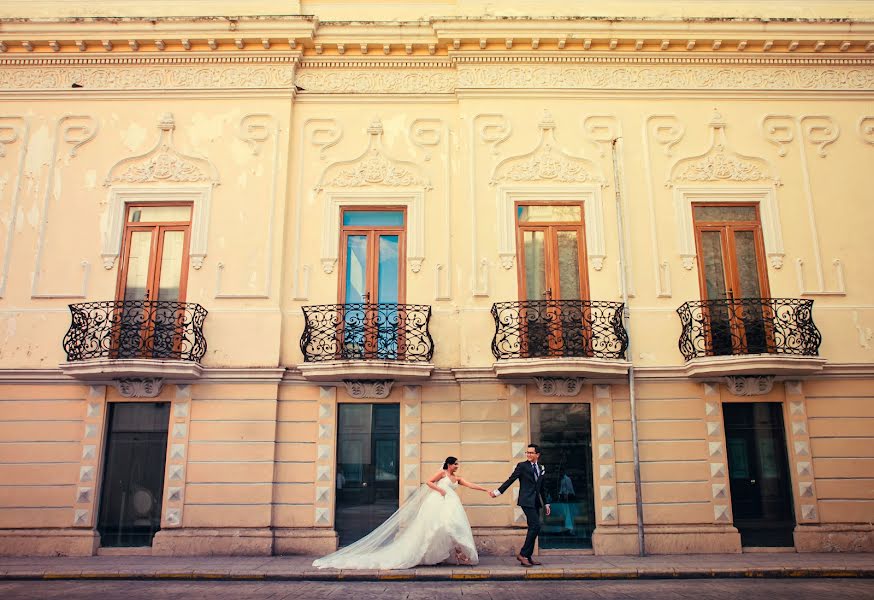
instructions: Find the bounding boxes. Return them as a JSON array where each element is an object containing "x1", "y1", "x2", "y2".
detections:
[
  {"x1": 115, "y1": 204, "x2": 192, "y2": 358},
  {"x1": 693, "y1": 203, "x2": 771, "y2": 355},
  {"x1": 515, "y1": 203, "x2": 589, "y2": 357}
]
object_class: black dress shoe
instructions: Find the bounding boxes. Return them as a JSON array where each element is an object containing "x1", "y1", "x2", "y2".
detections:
[
  {"x1": 516, "y1": 553, "x2": 533, "y2": 567},
  {"x1": 528, "y1": 558, "x2": 543, "y2": 566}
]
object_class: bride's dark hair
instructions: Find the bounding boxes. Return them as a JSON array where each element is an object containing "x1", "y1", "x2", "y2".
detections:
[{"x1": 443, "y1": 456, "x2": 458, "y2": 469}]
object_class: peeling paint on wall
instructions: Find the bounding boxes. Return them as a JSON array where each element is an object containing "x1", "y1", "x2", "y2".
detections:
[
  {"x1": 121, "y1": 121, "x2": 148, "y2": 152},
  {"x1": 84, "y1": 170, "x2": 97, "y2": 190}
]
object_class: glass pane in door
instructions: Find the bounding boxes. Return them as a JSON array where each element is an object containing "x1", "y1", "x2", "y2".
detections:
[
  {"x1": 118, "y1": 231, "x2": 154, "y2": 358},
  {"x1": 733, "y1": 230, "x2": 769, "y2": 353},
  {"x1": 157, "y1": 230, "x2": 185, "y2": 303},
  {"x1": 529, "y1": 403, "x2": 595, "y2": 549},
  {"x1": 343, "y1": 235, "x2": 369, "y2": 358},
  {"x1": 523, "y1": 230, "x2": 547, "y2": 300},
  {"x1": 700, "y1": 230, "x2": 733, "y2": 356},
  {"x1": 123, "y1": 231, "x2": 153, "y2": 301},
  {"x1": 377, "y1": 235, "x2": 400, "y2": 359},
  {"x1": 335, "y1": 403, "x2": 400, "y2": 546},
  {"x1": 153, "y1": 230, "x2": 186, "y2": 359},
  {"x1": 700, "y1": 231, "x2": 728, "y2": 301},
  {"x1": 97, "y1": 402, "x2": 170, "y2": 547},
  {"x1": 556, "y1": 231, "x2": 582, "y2": 301}
]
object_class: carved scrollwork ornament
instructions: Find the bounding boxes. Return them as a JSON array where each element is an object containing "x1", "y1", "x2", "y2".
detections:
[
  {"x1": 534, "y1": 377, "x2": 583, "y2": 397},
  {"x1": 344, "y1": 380, "x2": 394, "y2": 399},
  {"x1": 723, "y1": 376, "x2": 775, "y2": 396},
  {"x1": 114, "y1": 378, "x2": 165, "y2": 398},
  {"x1": 669, "y1": 112, "x2": 779, "y2": 187}
]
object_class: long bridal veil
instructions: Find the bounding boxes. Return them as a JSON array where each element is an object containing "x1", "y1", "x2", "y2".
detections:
[{"x1": 313, "y1": 484, "x2": 440, "y2": 569}]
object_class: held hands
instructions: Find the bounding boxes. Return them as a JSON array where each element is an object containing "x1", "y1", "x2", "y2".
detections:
[{"x1": 489, "y1": 490, "x2": 498, "y2": 498}]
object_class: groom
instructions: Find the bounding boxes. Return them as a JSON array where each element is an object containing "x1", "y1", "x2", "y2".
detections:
[{"x1": 490, "y1": 444, "x2": 551, "y2": 567}]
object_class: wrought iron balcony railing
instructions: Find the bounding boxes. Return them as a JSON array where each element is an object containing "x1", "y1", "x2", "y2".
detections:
[
  {"x1": 300, "y1": 303, "x2": 434, "y2": 363},
  {"x1": 676, "y1": 298, "x2": 821, "y2": 361},
  {"x1": 491, "y1": 300, "x2": 628, "y2": 360},
  {"x1": 63, "y1": 300, "x2": 208, "y2": 362}
]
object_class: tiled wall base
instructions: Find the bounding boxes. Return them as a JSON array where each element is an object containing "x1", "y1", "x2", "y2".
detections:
[
  {"x1": 593, "y1": 525, "x2": 742, "y2": 555},
  {"x1": 473, "y1": 527, "x2": 526, "y2": 556},
  {"x1": 794, "y1": 525, "x2": 874, "y2": 552},
  {"x1": 0, "y1": 529, "x2": 99, "y2": 557},
  {"x1": 152, "y1": 528, "x2": 273, "y2": 556},
  {"x1": 273, "y1": 528, "x2": 338, "y2": 555}
]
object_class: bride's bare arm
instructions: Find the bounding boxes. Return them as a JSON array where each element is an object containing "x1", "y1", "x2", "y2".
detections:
[
  {"x1": 426, "y1": 469, "x2": 447, "y2": 496},
  {"x1": 457, "y1": 477, "x2": 489, "y2": 493}
]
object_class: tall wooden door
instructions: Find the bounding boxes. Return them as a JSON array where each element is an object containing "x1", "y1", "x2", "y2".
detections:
[
  {"x1": 338, "y1": 208, "x2": 406, "y2": 359},
  {"x1": 693, "y1": 204, "x2": 770, "y2": 355},
  {"x1": 516, "y1": 203, "x2": 588, "y2": 357},
  {"x1": 116, "y1": 204, "x2": 192, "y2": 358}
]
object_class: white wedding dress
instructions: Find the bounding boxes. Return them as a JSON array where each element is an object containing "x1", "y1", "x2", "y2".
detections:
[{"x1": 313, "y1": 474, "x2": 479, "y2": 570}]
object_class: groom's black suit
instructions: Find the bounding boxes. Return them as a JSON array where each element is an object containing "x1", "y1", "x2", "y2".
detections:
[{"x1": 497, "y1": 460, "x2": 547, "y2": 559}]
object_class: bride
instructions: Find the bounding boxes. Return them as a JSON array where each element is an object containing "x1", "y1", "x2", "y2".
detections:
[{"x1": 313, "y1": 456, "x2": 491, "y2": 570}]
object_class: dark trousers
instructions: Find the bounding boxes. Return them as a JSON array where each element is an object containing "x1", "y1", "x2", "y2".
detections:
[{"x1": 520, "y1": 506, "x2": 542, "y2": 558}]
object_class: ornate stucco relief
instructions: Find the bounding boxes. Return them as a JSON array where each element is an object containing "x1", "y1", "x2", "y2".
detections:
[
  {"x1": 31, "y1": 115, "x2": 99, "y2": 299},
  {"x1": 106, "y1": 114, "x2": 219, "y2": 186},
  {"x1": 102, "y1": 114, "x2": 217, "y2": 270},
  {"x1": 295, "y1": 68, "x2": 456, "y2": 94},
  {"x1": 316, "y1": 119, "x2": 429, "y2": 274},
  {"x1": 0, "y1": 63, "x2": 297, "y2": 91},
  {"x1": 669, "y1": 112, "x2": 779, "y2": 187},
  {"x1": 761, "y1": 114, "x2": 847, "y2": 296},
  {"x1": 456, "y1": 64, "x2": 874, "y2": 91},
  {"x1": 492, "y1": 111, "x2": 607, "y2": 271}
]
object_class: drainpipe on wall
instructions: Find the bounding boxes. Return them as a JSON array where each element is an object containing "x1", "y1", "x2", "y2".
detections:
[{"x1": 611, "y1": 137, "x2": 646, "y2": 557}]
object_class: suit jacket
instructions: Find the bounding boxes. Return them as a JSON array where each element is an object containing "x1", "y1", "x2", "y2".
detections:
[{"x1": 497, "y1": 461, "x2": 547, "y2": 509}]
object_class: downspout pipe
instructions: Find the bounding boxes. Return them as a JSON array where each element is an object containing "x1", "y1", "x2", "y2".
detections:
[{"x1": 611, "y1": 137, "x2": 646, "y2": 556}]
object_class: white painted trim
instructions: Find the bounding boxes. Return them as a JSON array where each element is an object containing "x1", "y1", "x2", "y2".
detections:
[
  {"x1": 496, "y1": 186, "x2": 606, "y2": 271},
  {"x1": 673, "y1": 186, "x2": 785, "y2": 271},
  {"x1": 320, "y1": 191, "x2": 425, "y2": 275},
  {"x1": 102, "y1": 186, "x2": 213, "y2": 270}
]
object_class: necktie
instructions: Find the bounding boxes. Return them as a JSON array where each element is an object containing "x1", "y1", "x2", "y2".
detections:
[{"x1": 532, "y1": 462, "x2": 539, "y2": 481}]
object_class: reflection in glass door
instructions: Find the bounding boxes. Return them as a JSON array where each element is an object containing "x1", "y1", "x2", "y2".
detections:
[
  {"x1": 335, "y1": 403, "x2": 400, "y2": 546},
  {"x1": 723, "y1": 402, "x2": 795, "y2": 547},
  {"x1": 529, "y1": 403, "x2": 595, "y2": 549},
  {"x1": 97, "y1": 402, "x2": 170, "y2": 547}
]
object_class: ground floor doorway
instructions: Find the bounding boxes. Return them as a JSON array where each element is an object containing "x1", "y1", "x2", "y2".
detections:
[
  {"x1": 335, "y1": 403, "x2": 400, "y2": 546},
  {"x1": 723, "y1": 402, "x2": 796, "y2": 547},
  {"x1": 529, "y1": 402, "x2": 595, "y2": 549},
  {"x1": 97, "y1": 402, "x2": 170, "y2": 547}
]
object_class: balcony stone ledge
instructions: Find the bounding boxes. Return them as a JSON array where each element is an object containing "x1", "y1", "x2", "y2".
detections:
[
  {"x1": 682, "y1": 354, "x2": 827, "y2": 378},
  {"x1": 493, "y1": 357, "x2": 631, "y2": 379},
  {"x1": 59, "y1": 358, "x2": 204, "y2": 381},
  {"x1": 297, "y1": 360, "x2": 433, "y2": 382}
]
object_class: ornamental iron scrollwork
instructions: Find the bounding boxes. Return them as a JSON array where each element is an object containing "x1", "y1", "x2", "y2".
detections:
[
  {"x1": 490, "y1": 300, "x2": 628, "y2": 360},
  {"x1": 676, "y1": 298, "x2": 821, "y2": 361},
  {"x1": 63, "y1": 300, "x2": 208, "y2": 362},
  {"x1": 300, "y1": 303, "x2": 434, "y2": 363}
]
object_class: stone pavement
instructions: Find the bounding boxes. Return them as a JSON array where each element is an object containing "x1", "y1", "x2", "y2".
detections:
[{"x1": 0, "y1": 552, "x2": 872, "y2": 581}]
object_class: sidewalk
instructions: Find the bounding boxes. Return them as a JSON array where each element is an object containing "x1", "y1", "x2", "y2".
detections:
[{"x1": 0, "y1": 553, "x2": 872, "y2": 581}]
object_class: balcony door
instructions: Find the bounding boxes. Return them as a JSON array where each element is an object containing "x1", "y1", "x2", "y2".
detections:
[
  {"x1": 339, "y1": 208, "x2": 406, "y2": 360},
  {"x1": 693, "y1": 204, "x2": 770, "y2": 356},
  {"x1": 516, "y1": 203, "x2": 588, "y2": 357},
  {"x1": 116, "y1": 204, "x2": 192, "y2": 359}
]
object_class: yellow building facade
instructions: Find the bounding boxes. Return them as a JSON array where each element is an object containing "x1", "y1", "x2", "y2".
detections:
[{"x1": 0, "y1": 0, "x2": 872, "y2": 557}]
